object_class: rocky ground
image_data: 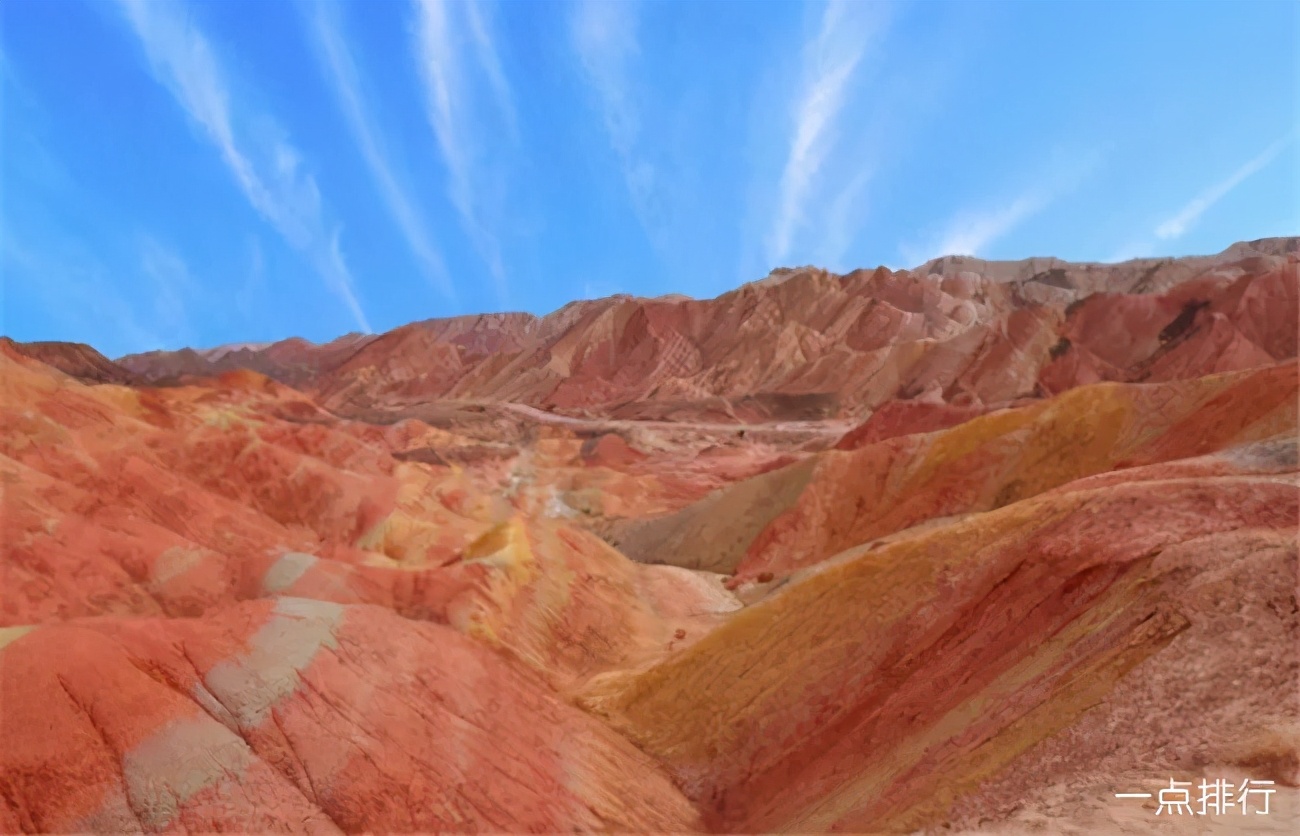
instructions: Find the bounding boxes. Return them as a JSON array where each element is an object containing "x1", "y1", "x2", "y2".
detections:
[{"x1": 1, "y1": 239, "x2": 1296, "y2": 833}]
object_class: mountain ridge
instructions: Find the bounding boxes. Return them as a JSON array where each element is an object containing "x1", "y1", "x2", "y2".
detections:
[
  {"x1": 2, "y1": 235, "x2": 1296, "y2": 833},
  {"x1": 116, "y1": 236, "x2": 1296, "y2": 365},
  {"x1": 93, "y1": 237, "x2": 1296, "y2": 429}
]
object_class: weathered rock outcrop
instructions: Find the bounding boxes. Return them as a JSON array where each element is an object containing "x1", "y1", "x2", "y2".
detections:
[
  {"x1": 579, "y1": 437, "x2": 1298, "y2": 832},
  {"x1": 116, "y1": 240, "x2": 1298, "y2": 425},
  {"x1": 3, "y1": 238, "x2": 1297, "y2": 833}
]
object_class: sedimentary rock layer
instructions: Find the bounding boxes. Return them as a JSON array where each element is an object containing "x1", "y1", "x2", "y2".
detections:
[
  {"x1": 117, "y1": 240, "x2": 1297, "y2": 424},
  {"x1": 3, "y1": 239, "x2": 1297, "y2": 833}
]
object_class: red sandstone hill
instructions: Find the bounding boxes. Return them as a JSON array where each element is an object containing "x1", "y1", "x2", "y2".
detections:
[
  {"x1": 2, "y1": 238, "x2": 1298, "y2": 833},
  {"x1": 116, "y1": 238, "x2": 1298, "y2": 425},
  {"x1": 1, "y1": 337, "x2": 140, "y2": 386}
]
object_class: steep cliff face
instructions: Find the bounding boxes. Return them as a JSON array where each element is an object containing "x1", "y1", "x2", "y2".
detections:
[{"x1": 3, "y1": 239, "x2": 1298, "y2": 832}]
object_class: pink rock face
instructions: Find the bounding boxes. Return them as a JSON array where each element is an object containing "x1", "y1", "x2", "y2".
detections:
[
  {"x1": 1038, "y1": 259, "x2": 1298, "y2": 394},
  {"x1": 578, "y1": 455, "x2": 1298, "y2": 833},
  {"x1": 115, "y1": 242, "x2": 1297, "y2": 425},
  {"x1": 834, "y1": 399, "x2": 990, "y2": 448},
  {"x1": 2, "y1": 599, "x2": 702, "y2": 833},
  {"x1": 1, "y1": 337, "x2": 140, "y2": 385},
  {"x1": 4, "y1": 238, "x2": 1298, "y2": 833},
  {"x1": 580, "y1": 432, "x2": 647, "y2": 467}
]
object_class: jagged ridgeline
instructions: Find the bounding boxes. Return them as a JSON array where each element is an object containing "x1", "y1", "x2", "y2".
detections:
[{"x1": 2, "y1": 238, "x2": 1297, "y2": 832}]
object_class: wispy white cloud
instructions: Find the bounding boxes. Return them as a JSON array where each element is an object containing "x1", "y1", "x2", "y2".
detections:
[
  {"x1": 1102, "y1": 241, "x2": 1156, "y2": 264},
  {"x1": 138, "y1": 236, "x2": 198, "y2": 342},
  {"x1": 306, "y1": 0, "x2": 455, "y2": 303},
  {"x1": 412, "y1": 0, "x2": 515, "y2": 303},
  {"x1": 235, "y1": 237, "x2": 266, "y2": 322},
  {"x1": 820, "y1": 167, "x2": 875, "y2": 271},
  {"x1": 903, "y1": 148, "x2": 1104, "y2": 265},
  {"x1": 768, "y1": 0, "x2": 890, "y2": 265},
  {"x1": 1155, "y1": 137, "x2": 1291, "y2": 240},
  {"x1": 2, "y1": 232, "x2": 163, "y2": 356},
  {"x1": 462, "y1": 0, "x2": 518, "y2": 140},
  {"x1": 114, "y1": 0, "x2": 371, "y2": 332},
  {"x1": 570, "y1": 0, "x2": 659, "y2": 237},
  {"x1": 922, "y1": 192, "x2": 1052, "y2": 262},
  {"x1": 1101, "y1": 136, "x2": 1293, "y2": 262}
]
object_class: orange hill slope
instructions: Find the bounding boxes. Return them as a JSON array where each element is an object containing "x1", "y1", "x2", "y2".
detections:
[
  {"x1": 2, "y1": 239, "x2": 1298, "y2": 833},
  {"x1": 2, "y1": 337, "x2": 741, "y2": 831},
  {"x1": 579, "y1": 434, "x2": 1298, "y2": 832},
  {"x1": 116, "y1": 239, "x2": 1297, "y2": 423},
  {"x1": 0, "y1": 343, "x2": 740, "y2": 683},
  {"x1": 1, "y1": 598, "x2": 703, "y2": 834},
  {"x1": 614, "y1": 360, "x2": 1297, "y2": 586},
  {"x1": 4, "y1": 343, "x2": 1297, "y2": 832}
]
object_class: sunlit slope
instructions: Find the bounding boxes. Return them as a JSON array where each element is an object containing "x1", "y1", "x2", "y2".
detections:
[
  {"x1": 1, "y1": 343, "x2": 741, "y2": 831},
  {"x1": 617, "y1": 360, "x2": 1296, "y2": 585},
  {"x1": 0, "y1": 344, "x2": 739, "y2": 688},
  {"x1": 4, "y1": 278, "x2": 1297, "y2": 834},
  {"x1": 116, "y1": 244, "x2": 1298, "y2": 423},
  {"x1": 0, "y1": 598, "x2": 704, "y2": 833},
  {"x1": 578, "y1": 435, "x2": 1298, "y2": 832}
]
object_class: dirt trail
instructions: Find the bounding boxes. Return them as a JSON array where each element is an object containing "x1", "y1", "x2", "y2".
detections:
[{"x1": 487, "y1": 400, "x2": 857, "y2": 437}]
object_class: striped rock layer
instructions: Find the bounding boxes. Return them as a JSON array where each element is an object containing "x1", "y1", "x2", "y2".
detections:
[{"x1": 2, "y1": 241, "x2": 1297, "y2": 833}]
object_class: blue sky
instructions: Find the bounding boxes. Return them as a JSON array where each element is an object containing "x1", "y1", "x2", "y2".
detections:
[{"x1": 2, "y1": 0, "x2": 1296, "y2": 357}]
